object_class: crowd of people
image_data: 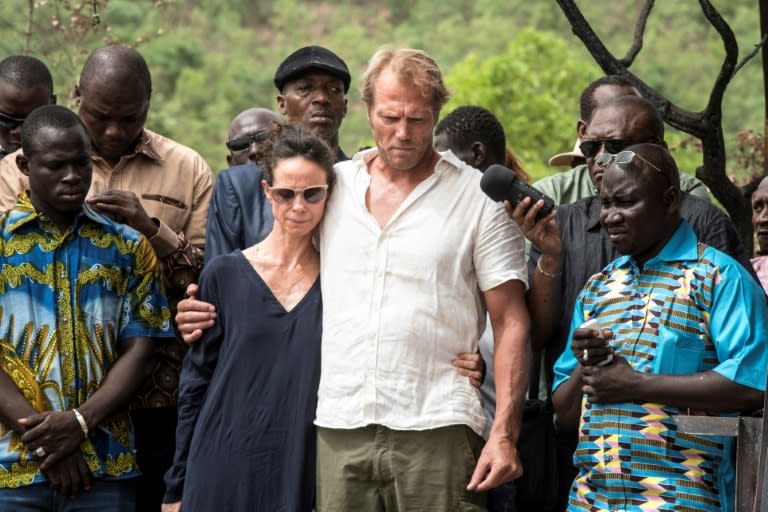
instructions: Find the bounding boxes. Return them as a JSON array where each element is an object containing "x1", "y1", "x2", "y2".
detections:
[{"x1": 0, "y1": 41, "x2": 765, "y2": 512}]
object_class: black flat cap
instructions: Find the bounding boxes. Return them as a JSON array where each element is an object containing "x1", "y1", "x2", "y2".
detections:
[{"x1": 274, "y1": 46, "x2": 351, "y2": 93}]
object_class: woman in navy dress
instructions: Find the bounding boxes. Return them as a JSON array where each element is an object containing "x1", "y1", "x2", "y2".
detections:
[{"x1": 163, "y1": 125, "x2": 335, "y2": 511}]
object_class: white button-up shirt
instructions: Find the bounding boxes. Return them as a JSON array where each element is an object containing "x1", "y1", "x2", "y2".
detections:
[{"x1": 315, "y1": 150, "x2": 527, "y2": 436}]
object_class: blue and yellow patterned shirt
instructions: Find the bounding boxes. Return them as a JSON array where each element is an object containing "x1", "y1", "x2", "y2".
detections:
[
  {"x1": 0, "y1": 193, "x2": 173, "y2": 488},
  {"x1": 553, "y1": 220, "x2": 768, "y2": 512}
]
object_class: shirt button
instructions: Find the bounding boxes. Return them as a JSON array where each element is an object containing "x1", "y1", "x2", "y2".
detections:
[{"x1": 606, "y1": 455, "x2": 613, "y2": 462}]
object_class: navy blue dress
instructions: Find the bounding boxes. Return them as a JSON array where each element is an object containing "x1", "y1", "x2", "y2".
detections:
[{"x1": 164, "y1": 250, "x2": 322, "y2": 511}]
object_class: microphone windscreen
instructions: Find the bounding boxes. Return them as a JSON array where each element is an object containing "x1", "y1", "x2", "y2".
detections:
[{"x1": 480, "y1": 164, "x2": 519, "y2": 202}]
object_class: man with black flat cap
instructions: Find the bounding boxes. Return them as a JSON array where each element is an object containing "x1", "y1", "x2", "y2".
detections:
[{"x1": 203, "y1": 45, "x2": 351, "y2": 262}]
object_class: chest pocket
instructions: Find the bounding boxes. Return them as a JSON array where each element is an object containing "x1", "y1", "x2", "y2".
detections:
[
  {"x1": 653, "y1": 294, "x2": 708, "y2": 375},
  {"x1": 141, "y1": 194, "x2": 188, "y2": 233}
]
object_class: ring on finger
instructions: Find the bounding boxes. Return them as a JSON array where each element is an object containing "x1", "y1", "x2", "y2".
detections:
[
  {"x1": 35, "y1": 446, "x2": 46, "y2": 458},
  {"x1": 582, "y1": 348, "x2": 589, "y2": 361}
]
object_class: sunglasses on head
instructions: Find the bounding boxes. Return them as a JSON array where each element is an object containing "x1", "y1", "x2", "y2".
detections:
[
  {"x1": 579, "y1": 139, "x2": 639, "y2": 158},
  {"x1": 0, "y1": 112, "x2": 26, "y2": 131},
  {"x1": 269, "y1": 184, "x2": 329, "y2": 205},
  {"x1": 226, "y1": 131, "x2": 269, "y2": 152},
  {"x1": 595, "y1": 150, "x2": 666, "y2": 177}
]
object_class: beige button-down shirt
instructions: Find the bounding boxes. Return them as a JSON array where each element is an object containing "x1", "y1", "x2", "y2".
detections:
[
  {"x1": 0, "y1": 129, "x2": 213, "y2": 408},
  {"x1": 315, "y1": 150, "x2": 527, "y2": 436}
]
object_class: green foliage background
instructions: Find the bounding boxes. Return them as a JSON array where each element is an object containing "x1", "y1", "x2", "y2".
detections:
[{"x1": 0, "y1": 0, "x2": 763, "y2": 183}]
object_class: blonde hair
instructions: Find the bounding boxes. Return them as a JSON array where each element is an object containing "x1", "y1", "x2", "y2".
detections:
[{"x1": 360, "y1": 48, "x2": 449, "y2": 116}]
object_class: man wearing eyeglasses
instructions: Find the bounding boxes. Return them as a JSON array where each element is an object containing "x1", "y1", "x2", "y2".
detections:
[
  {"x1": 205, "y1": 46, "x2": 351, "y2": 263},
  {"x1": 0, "y1": 56, "x2": 55, "y2": 161},
  {"x1": 511, "y1": 94, "x2": 754, "y2": 512},
  {"x1": 535, "y1": 75, "x2": 710, "y2": 205},
  {"x1": 550, "y1": 142, "x2": 767, "y2": 511},
  {"x1": 225, "y1": 107, "x2": 282, "y2": 167}
]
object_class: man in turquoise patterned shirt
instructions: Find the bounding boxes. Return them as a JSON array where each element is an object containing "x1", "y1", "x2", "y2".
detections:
[
  {"x1": 0, "y1": 105, "x2": 173, "y2": 510},
  {"x1": 552, "y1": 143, "x2": 767, "y2": 511}
]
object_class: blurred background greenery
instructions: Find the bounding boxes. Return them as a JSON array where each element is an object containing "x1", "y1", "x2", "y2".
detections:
[{"x1": 0, "y1": 0, "x2": 764, "y2": 185}]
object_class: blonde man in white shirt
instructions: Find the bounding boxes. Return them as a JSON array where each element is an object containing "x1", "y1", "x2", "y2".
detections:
[{"x1": 176, "y1": 48, "x2": 529, "y2": 510}]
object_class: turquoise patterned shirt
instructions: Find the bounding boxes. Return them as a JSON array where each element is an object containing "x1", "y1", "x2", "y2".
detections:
[
  {"x1": 0, "y1": 193, "x2": 173, "y2": 488},
  {"x1": 553, "y1": 220, "x2": 768, "y2": 512}
]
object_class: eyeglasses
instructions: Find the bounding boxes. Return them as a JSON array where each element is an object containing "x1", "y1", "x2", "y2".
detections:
[
  {"x1": 226, "y1": 131, "x2": 269, "y2": 152},
  {"x1": 268, "y1": 184, "x2": 329, "y2": 205},
  {"x1": 595, "y1": 150, "x2": 665, "y2": 176},
  {"x1": 579, "y1": 139, "x2": 638, "y2": 158},
  {"x1": 0, "y1": 112, "x2": 26, "y2": 131}
]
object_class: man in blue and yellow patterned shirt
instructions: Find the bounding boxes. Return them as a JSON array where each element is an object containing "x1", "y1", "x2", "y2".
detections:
[
  {"x1": 0, "y1": 105, "x2": 173, "y2": 510},
  {"x1": 552, "y1": 143, "x2": 767, "y2": 512}
]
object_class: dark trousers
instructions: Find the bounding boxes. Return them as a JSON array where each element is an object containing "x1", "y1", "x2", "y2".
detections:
[
  {"x1": 554, "y1": 428, "x2": 579, "y2": 511},
  {"x1": 131, "y1": 407, "x2": 177, "y2": 512}
]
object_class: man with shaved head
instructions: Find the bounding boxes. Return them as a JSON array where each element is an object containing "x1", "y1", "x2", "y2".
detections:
[
  {"x1": 551, "y1": 143, "x2": 767, "y2": 511},
  {"x1": 0, "y1": 55, "x2": 55, "y2": 160},
  {"x1": 225, "y1": 107, "x2": 282, "y2": 167},
  {"x1": 0, "y1": 44, "x2": 213, "y2": 511}
]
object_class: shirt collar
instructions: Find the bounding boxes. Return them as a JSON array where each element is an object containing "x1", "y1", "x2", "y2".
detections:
[
  {"x1": 612, "y1": 219, "x2": 694, "y2": 269},
  {"x1": 7, "y1": 191, "x2": 111, "y2": 233},
  {"x1": 354, "y1": 147, "x2": 457, "y2": 178},
  {"x1": 91, "y1": 129, "x2": 164, "y2": 164}
]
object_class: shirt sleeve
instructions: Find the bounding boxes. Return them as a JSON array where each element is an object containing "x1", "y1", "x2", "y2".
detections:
[
  {"x1": 205, "y1": 171, "x2": 242, "y2": 265},
  {"x1": 151, "y1": 154, "x2": 214, "y2": 296},
  {"x1": 0, "y1": 152, "x2": 28, "y2": 212},
  {"x1": 163, "y1": 262, "x2": 225, "y2": 503},
  {"x1": 119, "y1": 236, "x2": 173, "y2": 340},
  {"x1": 474, "y1": 197, "x2": 528, "y2": 292},
  {"x1": 680, "y1": 173, "x2": 711, "y2": 202},
  {"x1": 552, "y1": 295, "x2": 587, "y2": 393},
  {"x1": 707, "y1": 255, "x2": 768, "y2": 391}
]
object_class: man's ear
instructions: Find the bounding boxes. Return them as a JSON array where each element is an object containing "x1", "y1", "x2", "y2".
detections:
[
  {"x1": 576, "y1": 119, "x2": 588, "y2": 138},
  {"x1": 664, "y1": 185, "x2": 681, "y2": 215},
  {"x1": 277, "y1": 94, "x2": 287, "y2": 116},
  {"x1": 342, "y1": 97, "x2": 348, "y2": 118},
  {"x1": 471, "y1": 141, "x2": 487, "y2": 169},
  {"x1": 16, "y1": 154, "x2": 30, "y2": 177},
  {"x1": 226, "y1": 154, "x2": 233, "y2": 167}
]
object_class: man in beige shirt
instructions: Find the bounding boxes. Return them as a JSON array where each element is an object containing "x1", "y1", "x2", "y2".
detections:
[{"x1": 0, "y1": 45, "x2": 213, "y2": 512}]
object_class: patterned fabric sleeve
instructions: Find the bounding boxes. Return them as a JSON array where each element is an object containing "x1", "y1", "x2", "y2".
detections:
[{"x1": 119, "y1": 235, "x2": 173, "y2": 340}]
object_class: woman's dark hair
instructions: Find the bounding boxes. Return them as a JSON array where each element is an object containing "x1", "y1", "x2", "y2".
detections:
[{"x1": 258, "y1": 123, "x2": 336, "y2": 194}]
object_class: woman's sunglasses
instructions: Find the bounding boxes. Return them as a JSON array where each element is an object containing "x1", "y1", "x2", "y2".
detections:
[{"x1": 268, "y1": 185, "x2": 329, "y2": 205}]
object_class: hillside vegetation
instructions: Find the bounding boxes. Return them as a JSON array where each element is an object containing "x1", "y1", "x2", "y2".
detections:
[{"x1": 0, "y1": 0, "x2": 763, "y2": 183}]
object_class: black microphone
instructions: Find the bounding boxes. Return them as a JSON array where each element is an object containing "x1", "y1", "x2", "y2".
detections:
[{"x1": 480, "y1": 164, "x2": 555, "y2": 221}]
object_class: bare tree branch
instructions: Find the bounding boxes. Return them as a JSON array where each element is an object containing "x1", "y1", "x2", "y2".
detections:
[
  {"x1": 555, "y1": 0, "x2": 759, "y2": 254},
  {"x1": 733, "y1": 33, "x2": 768, "y2": 76},
  {"x1": 23, "y1": 0, "x2": 34, "y2": 55},
  {"x1": 619, "y1": 0, "x2": 655, "y2": 67}
]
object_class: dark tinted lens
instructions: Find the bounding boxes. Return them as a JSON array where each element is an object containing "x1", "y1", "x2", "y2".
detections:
[
  {"x1": 303, "y1": 186, "x2": 327, "y2": 204},
  {"x1": 0, "y1": 112, "x2": 24, "y2": 130},
  {"x1": 272, "y1": 188, "x2": 297, "y2": 204},
  {"x1": 602, "y1": 139, "x2": 632, "y2": 154},
  {"x1": 226, "y1": 137, "x2": 251, "y2": 152},
  {"x1": 579, "y1": 140, "x2": 603, "y2": 158}
]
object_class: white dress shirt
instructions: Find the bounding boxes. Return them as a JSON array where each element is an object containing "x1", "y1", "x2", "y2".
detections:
[{"x1": 315, "y1": 149, "x2": 527, "y2": 436}]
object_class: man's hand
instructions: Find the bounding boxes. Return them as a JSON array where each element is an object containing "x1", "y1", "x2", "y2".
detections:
[
  {"x1": 176, "y1": 283, "x2": 216, "y2": 343},
  {"x1": 452, "y1": 352, "x2": 484, "y2": 389},
  {"x1": 506, "y1": 197, "x2": 560, "y2": 257},
  {"x1": 581, "y1": 356, "x2": 642, "y2": 404},
  {"x1": 570, "y1": 325, "x2": 614, "y2": 367},
  {"x1": 466, "y1": 433, "x2": 522, "y2": 492},
  {"x1": 20, "y1": 411, "x2": 84, "y2": 471},
  {"x1": 86, "y1": 190, "x2": 157, "y2": 237},
  {"x1": 42, "y1": 451, "x2": 92, "y2": 499},
  {"x1": 162, "y1": 502, "x2": 181, "y2": 512}
]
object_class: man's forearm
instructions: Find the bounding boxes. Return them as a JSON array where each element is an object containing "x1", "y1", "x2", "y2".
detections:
[
  {"x1": 632, "y1": 370, "x2": 763, "y2": 413},
  {"x1": 76, "y1": 337, "x2": 155, "y2": 430},
  {"x1": 552, "y1": 367, "x2": 584, "y2": 431},
  {"x1": 490, "y1": 328, "x2": 528, "y2": 442},
  {"x1": 527, "y1": 253, "x2": 562, "y2": 352},
  {"x1": 0, "y1": 369, "x2": 41, "y2": 434}
]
